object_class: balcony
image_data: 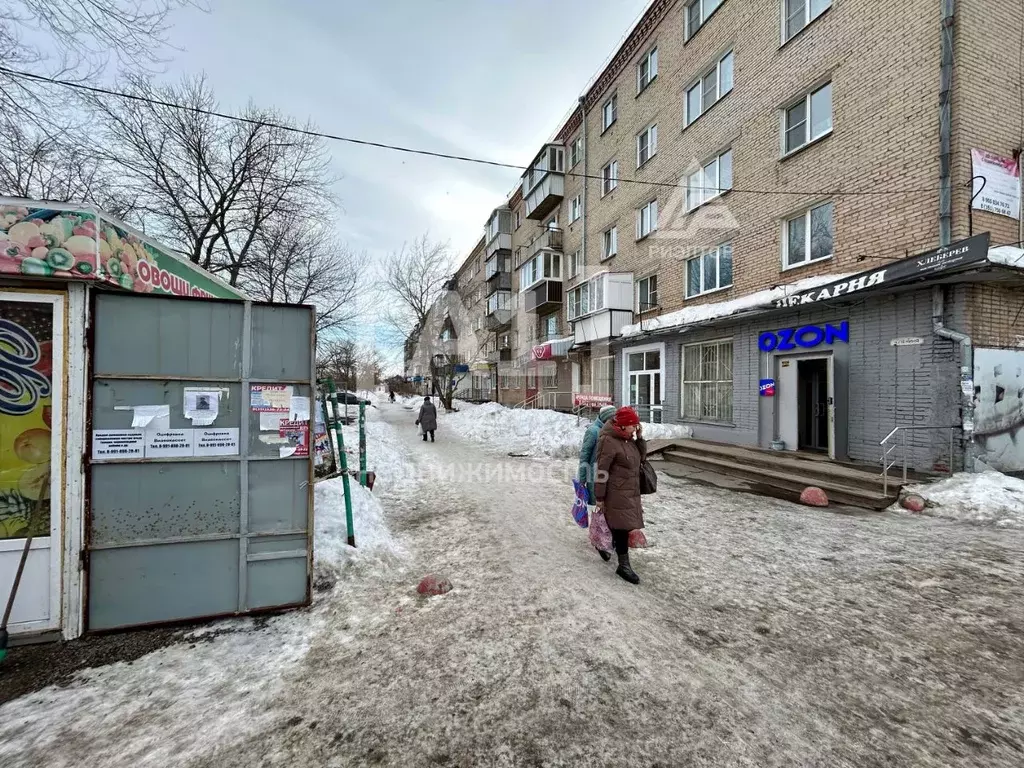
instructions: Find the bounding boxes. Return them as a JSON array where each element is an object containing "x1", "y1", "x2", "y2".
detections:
[
  {"x1": 485, "y1": 290, "x2": 512, "y2": 330},
  {"x1": 517, "y1": 227, "x2": 563, "y2": 266},
  {"x1": 521, "y1": 144, "x2": 565, "y2": 220},
  {"x1": 485, "y1": 207, "x2": 513, "y2": 258},
  {"x1": 567, "y1": 272, "x2": 636, "y2": 344},
  {"x1": 524, "y1": 280, "x2": 563, "y2": 314},
  {"x1": 485, "y1": 252, "x2": 511, "y2": 291}
]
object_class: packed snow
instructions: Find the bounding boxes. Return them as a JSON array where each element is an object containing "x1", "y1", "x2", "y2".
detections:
[
  {"x1": 897, "y1": 470, "x2": 1024, "y2": 529},
  {"x1": 440, "y1": 400, "x2": 693, "y2": 458},
  {"x1": 987, "y1": 245, "x2": 1024, "y2": 269},
  {"x1": 620, "y1": 271, "x2": 855, "y2": 337}
]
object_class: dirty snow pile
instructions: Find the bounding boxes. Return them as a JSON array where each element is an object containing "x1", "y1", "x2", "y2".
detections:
[
  {"x1": 442, "y1": 401, "x2": 692, "y2": 458},
  {"x1": 898, "y1": 470, "x2": 1024, "y2": 529}
]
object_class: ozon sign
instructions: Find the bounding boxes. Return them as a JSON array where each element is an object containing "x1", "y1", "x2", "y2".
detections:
[{"x1": 758, "y1": 321, "x2": 850, "y2": 353}]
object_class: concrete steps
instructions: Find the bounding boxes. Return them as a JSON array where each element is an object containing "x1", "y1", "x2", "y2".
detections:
[{"x1": 658, "y1": 440, "x2": 899, "y2": 510}]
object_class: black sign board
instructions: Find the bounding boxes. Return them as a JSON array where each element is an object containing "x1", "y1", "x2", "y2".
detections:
[{"x1": 774, "y1": 233, "x2": 991, "y2": 309}]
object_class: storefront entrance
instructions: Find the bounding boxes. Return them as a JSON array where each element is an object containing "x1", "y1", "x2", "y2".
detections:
[
  {"x1": 777, "y1": 353, "x2": 834, "y2": 458},
  {"x1": 0, "y1": 292, "x2": 64, "y2": 634},
  {"x1": 625, "y1": 346, "x2": 663, "y2": 423}
]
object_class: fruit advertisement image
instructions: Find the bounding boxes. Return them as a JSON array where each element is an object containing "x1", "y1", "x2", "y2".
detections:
[
  {"x1": 0, "y1": 301, "x2": 53, "y2": 540},
  {"x1": 0, "y1": 205, "x2": 99, "y2": 281}
]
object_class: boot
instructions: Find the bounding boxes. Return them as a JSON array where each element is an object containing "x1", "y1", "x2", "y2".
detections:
[
  {"x1": 422, "y1": 434, "x2": 427, "y2": 441},
  {"x1": 430, "y1": 432, "x2": 435, "y2": 442},
  {"x1": 616, "y1": 552, "x2": 640, "y2": 585},
  {"x1": 596, "y1": 547, "x2": 611, "y2": 562}
]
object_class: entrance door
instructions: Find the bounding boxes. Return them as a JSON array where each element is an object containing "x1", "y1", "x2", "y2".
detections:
[
  {"x1": 627, "y1": 349, "x2": 663, "y2": 423},
  {"x1": 0, "y1": 293, "x2": 64, "y2": 634},
  {"x1": 798, "y1": 358, "x2": 830, "y2": 452}
]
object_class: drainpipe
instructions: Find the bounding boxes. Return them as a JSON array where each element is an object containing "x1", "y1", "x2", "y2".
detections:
[
  {"x1": 938, "y1": 0, "x2": 954, "y2": 244},
  {"x1": 579, "y1": 96, "x2": 588, "y2": 268},
  {"x1": 932, "y1": 285, "x2": 976, "y2": 471}
]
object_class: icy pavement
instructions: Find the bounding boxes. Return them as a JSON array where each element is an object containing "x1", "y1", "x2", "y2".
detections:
[{"x1": 3, "y1": 405, "x2": 1024, "y2": 767}]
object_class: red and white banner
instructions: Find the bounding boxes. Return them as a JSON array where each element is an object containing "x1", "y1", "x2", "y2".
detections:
[
  {"x1": 573, "y1": 393, "x2": 613, "y2": 408},
  {"x1": 531, "y1": 344, "x2": 552, "y2": 361}
]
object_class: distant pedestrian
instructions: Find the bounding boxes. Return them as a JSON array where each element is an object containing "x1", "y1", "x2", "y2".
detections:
[
  {"x1": 416, "y1": 395, "x2": 437, "y2": 442},
  {"x1": 594, "y1": 406, "x2": 647, "y2": 585},
  {"x1": 578, "y1": 404, "x2": 617, "y2": 559},
  {"x1": 388, "y1": 388, "x2": 396, "y2": 403}
]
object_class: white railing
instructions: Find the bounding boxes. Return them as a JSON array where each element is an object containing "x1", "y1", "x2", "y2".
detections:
[{"x1": 880, "y1": 425, "x2": 959, "y2": 496}]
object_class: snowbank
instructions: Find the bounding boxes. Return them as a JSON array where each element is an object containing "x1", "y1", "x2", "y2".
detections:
[
  {"x1": 987, "y1": 246, "x2": 1024, "y2": 269},
  {"x1": 314, "y1": 477, "x2": 402, "y2": 569},
  {"x1": 621, "y1": 271, "x2": 854, "y2": 338},
  {"x1": 897, "y1": 471, "x2": 1024, "y2": 529},
  {"x1": 443, "y1": 401, "x2": 692, "y2": 458}
]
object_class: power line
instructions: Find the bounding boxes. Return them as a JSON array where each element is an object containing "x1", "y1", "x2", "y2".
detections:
[{"x1": 2, "y1": 65, "x2": 940, "y2": 199}]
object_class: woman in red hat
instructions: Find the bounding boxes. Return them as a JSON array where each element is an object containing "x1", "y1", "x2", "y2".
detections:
[{"x1": 593, "y1": 406, "x2": 647, "y2": 584}]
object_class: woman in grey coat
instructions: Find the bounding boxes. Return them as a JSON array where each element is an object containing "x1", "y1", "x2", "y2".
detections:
[
  {"x1": 594, "y1": 406, "x2": 646, "y2": 584},
  {"x1": 416, "y1": 396, "x2": 438, "y2": 442}
]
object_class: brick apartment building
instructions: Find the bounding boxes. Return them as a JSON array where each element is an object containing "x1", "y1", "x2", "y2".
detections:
[{"x1": 408, "y1": 0, "x2": 1024, "y2": 474}]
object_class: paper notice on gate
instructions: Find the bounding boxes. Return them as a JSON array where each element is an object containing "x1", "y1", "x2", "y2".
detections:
[
  {"x1": 194, "y1": 428, "x2": 239, "y2": 457},
  {"x1": 144, "y1": 429, "x2": 195, "y2": 459},
  {"x1": 184, "y1": 389, "x2": 220, "y2": 426},
  {"x1": 250, "y1": 385, "x2": 291, "y2": 412},
  {"x1": 259, "y1": 411, "x2": 286, "y2": 431},
  {"x1": 92, "y1": 430, "x2": 145, "y2": 461},
  {"x1": 116, "y1": 404, "x2": 170, "y2": 430},
  {"x1": 290, "y1": 396, "x2": 310, "y2": 422}
]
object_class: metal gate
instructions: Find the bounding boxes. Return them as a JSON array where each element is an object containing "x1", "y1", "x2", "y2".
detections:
[{"x1": 85, "y1": 291, "x2": 314, "y2": 631}]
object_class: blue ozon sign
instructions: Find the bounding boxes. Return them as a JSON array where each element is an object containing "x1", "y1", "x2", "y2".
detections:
[{"x1": 758, "y1": 321, "x2": 850, "y2": 353}]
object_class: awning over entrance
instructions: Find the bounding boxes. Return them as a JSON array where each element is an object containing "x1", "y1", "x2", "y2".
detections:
[{"x1": 531, "y1": 336, "x2": 574, "y2": 360}]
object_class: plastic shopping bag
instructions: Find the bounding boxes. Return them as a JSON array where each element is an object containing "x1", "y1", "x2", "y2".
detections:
[
  {"x1": 588, "y1": 505, "x2": 613, "y2": 552},
  {"x1": 571, "y1": 479, "x2": 589, "y2": 528}
]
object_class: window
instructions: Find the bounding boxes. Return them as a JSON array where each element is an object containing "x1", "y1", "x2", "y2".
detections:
[
  {"x1": 636, "y1": 199, "x2": 658, "y2": 239},
  {"x1": 784, "y1": 201, "x2": 834, "y2": 268},
  {"x1": 601, "y1": 160, "x2": 619, "y2": 196},
  {"x1": 685, "y1": 0, "x2": 724, "y2": 40},
  {"x1": 487, "y1": 291, "x2": 511, "y2": 314},
  {"x1": 592, "y1": 274, "x2": 605, "y2": 310},
  {"x1": 636, "y1": 275, "x2": 659, "y2": 312},
  {"x1": 570, "y1": 135, "x2": 583, "y2": 167},
  {"x1": 637, "y1": 47, "x2": 658, "y2": 93},
  {"x1": 686, "y1": 242, "x2": 733, "y2": 298},
  {"x1": 515, "y1": 209, "x2": 522, "y2": 229},
  {"x1": 542, "y1": 313, "x2": 558, "y2": 340},
  {"x1": 571, "y1": 195, "x2": 582, "y2": 222},
  {"x1": 636, "y1": 124, "x2": 658, "y2": 168},
  {"x1": 602, "y1": 94, "x2": 618, "y2": 131},
  {"x1": 521, "y1": 252, "x2": 563, "y2": 290},
  {"x1": 784, "y1": 0, "x2": 831, "y2": 43},
  {"x1": 568, "y1": 283, "x2": 590, "y2": 320},
  {"x1": 784, "y1": 82, "x2": 832, "y2": 154},
  {"x1": 682, "y1": 339, "x2": 733, "y2": 422},
  {"x1": 685, "y1": 51, "x2": 733, "y2": 126},
  {"x1": 569, "y1": 249, "x2": 582, "y2": 279},
  {"x1": 685, "y1": 149, "x2": 732, "y2": 211},
  {"x1": 594, "y1": 356, "x2": 613, "y2": 397},
  {"x1": 602, "y1": 227, "x2": 618, "y2": 259}
]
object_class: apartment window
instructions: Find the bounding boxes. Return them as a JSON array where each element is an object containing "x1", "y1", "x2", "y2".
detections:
[
  {"x1": 682, "y1": 339, "x2": 733, "y2": 422},
  {"x1": 602, "y1": 94, "x2": 618, "y2": 132},
  {"x1": 542, "y1": 313, "x2": 558, "y2": 340},
  {"x1": 636, "y1": 124, "x2": 658, "y2": 168},
  {"x1": 636, "y1": 199, "x2": 658, "y2": 240},
  {"x1": 601, "y1": 160, "x2": 619, "y2": 196},
  {"x1": 569, "y1": 249, "x2": 583, "y2": 279},
  {"x1": 784, "y1": 201, "x2": 834, "y2": 269},
  {"x1": 784, "y1": 82, "x2": 832, "y2": 154},
  {"x1": 570, "y1": 135, "x2": 583, "y2": 167},
  {"x1": 594, "y1": 356, "x2": 614, "y2": 397},
  {"x1": 602, "y1": 227, "x2": 618, "y2": 259},
  {"x1": 636, "y1": 274, "x2": 659, "y2": 313},
  {"x1": 783, "y1": 0, "x2": 831, "y2": 43},
  {"x1": 685, "y1": 51, "x2": 733, "y2": 126},
  {"x1": 686, "y1": 149, "x2": 732, "y2": 211},
  {"x1": 515, "y1": 209, "x2": 522, "y2": 229},
  {"x1": 568, "y1": 283, "x2": 591, "y2": 320},
  {"x1": 571, "y1": 195, "x2": 582, "y2": 222},
  {"x1": 637, "y1": 47, "x2": 658, "y2": 94},
  {"x1": 686, "y1": 242, "x2": 733, "y2": 298},
  {"x1": 487, "y1": 291, "x2": 511, "y2": 314},
  {"x1": 521, "y1": 252, "x2": 563, "y2": 290},
  {"x1": 685, "y1": 0, "x2": 724, "y2": 40}
]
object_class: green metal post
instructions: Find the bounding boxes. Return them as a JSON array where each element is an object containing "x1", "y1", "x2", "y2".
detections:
[
  {"x1": 327, "y1": 377, "x2": 355, "y2": 547},
  {"x1": 318, "y1": 389, "x2": 336, "y2": 474},
  {"x1": 358, "y1": 402, "x2": 367, "y2": 487}
]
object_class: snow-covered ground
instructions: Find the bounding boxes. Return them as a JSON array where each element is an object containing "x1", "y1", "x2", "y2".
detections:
[
  {"x1": 897, "y1": 470, "x2": 1024, "y2": 529},
  {"x1": 441, "y1": 400, "x2": 693, "y2": 458}
]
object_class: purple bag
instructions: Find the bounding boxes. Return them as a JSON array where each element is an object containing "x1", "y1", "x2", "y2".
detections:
[
  {"x1": 588, "y1": 505, "x2": 613, "y2": 552},
  {"x1": 571, "y1": 479, "x2": 589, "y2": 528}
]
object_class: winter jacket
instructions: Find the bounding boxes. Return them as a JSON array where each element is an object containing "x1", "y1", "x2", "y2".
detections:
[
  {"x1": 577, "y1": 412, "x2": 614, "y2": 500},
  {"x1": 417, "y1": 401, "x2": 438, "y2": 432},
  {"x1": 594, "y1": 423, "x2": 647, "y2": 531}
]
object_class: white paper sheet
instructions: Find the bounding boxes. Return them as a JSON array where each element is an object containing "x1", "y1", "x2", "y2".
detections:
[
  {"x1": 92, "y1": 430, "x2": 144, "y2": 461},
  {"x1": 184, "y1": 389, "x2": 220, "y2": 426},
  {"x1": 194, "y1": 428, "x2": 239, "y2": 457},
  {"x1": 144, "y1": 430, "x2": 195, "y2": 458},
  {"x1": 259, "y1": 412, "x2": 286, "y2": 431},
  {"x1": 290, "y1": 396, "x2": 310, "y2": 422},
  {"x1": 129, "y1": 404, "x2": 170, "y2": 431}
]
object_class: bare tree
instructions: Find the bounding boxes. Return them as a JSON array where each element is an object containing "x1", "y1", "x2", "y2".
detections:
[{"x1": 380, "y1": 234, "x2": 454, "y2": 336}]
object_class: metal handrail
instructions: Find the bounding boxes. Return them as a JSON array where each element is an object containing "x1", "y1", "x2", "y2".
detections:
[{"x1": 880, "y1": 425, "x2": 960, "y2": 496}]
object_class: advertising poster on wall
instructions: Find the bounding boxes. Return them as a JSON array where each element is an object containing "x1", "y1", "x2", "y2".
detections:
[
  {"x1": 974, "y1": 348, "x2": 1024, "y2": 471},
  {"x1": 971, "y1": 149, "x2": 1021, "y2": 220},
  {"x1": 0, "y1": 301, "x2": 53, "y2": 540}
]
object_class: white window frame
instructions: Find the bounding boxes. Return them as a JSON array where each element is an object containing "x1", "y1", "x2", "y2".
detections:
[
  {"x1": 782, "y1": 0, "x2": 831, "y2": 44},
  {"x1": 685, "y1": 148, "x2": 732, "y2": 211},
  {"x1": 571, "y1": 195, "x2": 582, "y2": 222},
  {"x1": 621, "y1": 341, "x2": 666, "y2": 424},
  {"x1": 685, "y1": 0, "x2": 724, "y2": 40},
  {"x1": 570, "y1": 135, "x2": 583, "y2": 167},
  {"x1": 782, "y1": 81, "x2": 832, "y2": 155},
  {"x1": 636, "y1": 274, "x2": 659, "y2": 313},
  {"x1": 637, "y1": 47, "x2": 658, "y2": 94},
  {"x1": 681, "y1": 338, "x2": 734, "y2": 423},
  {"x1": 686, "y1": 242, "x2": 734, "y2": 298},
  {"x1": 520, "y1": 251, "x2": 563, "y2": 292},
  {"x1": 601, "y1": 160, "x2": 619, "y2": 196},
  {"x1": 782, "y1": 201, "x2": 834, "y2": 270},
  {"x1": 602, "y1": 94, "x2": 618, "y2": 132},
  {"x1": 569, "y1": 249, "x2": 582, "y2": 279},
  {"x1": 636, "y1": 199, "x2": 658, "y2": 240},
  {"x1": 636, "y1": 124, "x2": 658, "y2": 168},
  {"x1": 685, "y1": 50, "x2": 733, "y2": 127},
  {"x1": 514, "y1": 209, "x2": 522, "y2": 229},
  {"x1": 602, "y1": 226, "x2": 618, "y2": 259}
]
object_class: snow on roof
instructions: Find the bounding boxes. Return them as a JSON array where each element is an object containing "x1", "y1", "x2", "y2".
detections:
[
  {"x1": 620, "y1": 272, "x2": 855, "y2": 339},
  {"x1": 987, "y1": 246, "x2": 1024, "y2": 269}
]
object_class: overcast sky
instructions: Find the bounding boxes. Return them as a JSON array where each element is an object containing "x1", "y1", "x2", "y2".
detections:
[{"x1": 159, "y1": 0, "x2": 651, "y2": 358}]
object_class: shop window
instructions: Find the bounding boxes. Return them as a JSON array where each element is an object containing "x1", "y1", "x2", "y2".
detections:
[{"x1": 681, "y1": 339, "x2": 733, "y2": 422}]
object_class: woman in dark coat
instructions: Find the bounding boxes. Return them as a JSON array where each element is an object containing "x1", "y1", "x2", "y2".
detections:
[
  {"x1": 416, "y1": 396, "x2": 438, "y2": 442},
  {"x1": 594, "y1": 406, "x2": 646, "y2": 584}
]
